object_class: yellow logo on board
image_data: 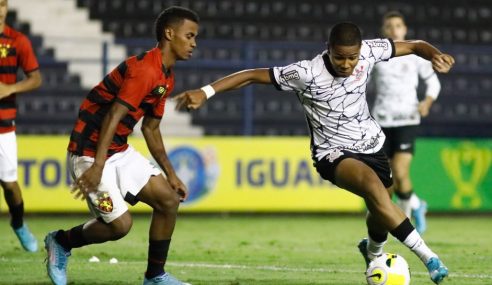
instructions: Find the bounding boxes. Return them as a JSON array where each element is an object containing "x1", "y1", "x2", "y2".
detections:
[{"x1": 441, "y1": 142, "x2": 492, "y2": 209}]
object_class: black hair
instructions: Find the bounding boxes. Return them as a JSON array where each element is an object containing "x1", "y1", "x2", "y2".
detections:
[
  {"x1": 154, "y1": 6, "x2": 199, "y2": 42},
  {"x1": 328, "y1": 22, "x2": 362, "y2": 48},
  {"x1": 383, "y1": 10, "x2": 405, "y2": 24}
]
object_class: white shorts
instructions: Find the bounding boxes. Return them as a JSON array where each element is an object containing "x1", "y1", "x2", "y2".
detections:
[
  {"x1": 0, "y1": 131, "x2": 18, "y2": 182},
  {"x1": 68, "y1": 145, "x2": 162, "y2": 223}
]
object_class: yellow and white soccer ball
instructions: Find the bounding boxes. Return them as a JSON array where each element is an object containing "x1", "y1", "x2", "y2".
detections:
[{"x1": 366, "y1": 253, "x2": 410, "y2": 285}]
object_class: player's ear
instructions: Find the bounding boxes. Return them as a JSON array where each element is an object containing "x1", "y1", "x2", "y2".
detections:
[{"x1": 163, "y1": 27, "x2": 174, "y2": 41}]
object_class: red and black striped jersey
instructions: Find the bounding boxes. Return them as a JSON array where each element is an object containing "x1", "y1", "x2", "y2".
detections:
[
  {"x1": 68, "y1": 47, "x2": 174, "y2": 157},
  {"x1": 0, "y1": 25, "x2": 39, "y2": 133}
]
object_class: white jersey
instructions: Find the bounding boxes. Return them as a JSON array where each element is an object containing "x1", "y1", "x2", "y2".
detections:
[
  {"x1": 371, "y1": 55, "x2": 440, "y2": 127},
  {"x1": 270, "y1": 38, "x2": 395, "y2": 161}
]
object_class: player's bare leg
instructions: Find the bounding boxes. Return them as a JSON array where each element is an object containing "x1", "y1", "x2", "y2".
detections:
[
  {"x1": 137, "y1": 174, "x2": 188, "y2": 285},
  {"x1": 392, "y1": 152, "x2": 427, "y2": 234},
  {"x1": 335, "y1": 158, "x2": 447, "y2": 283},
  {"x1": 1, "y1": 180, "x2": 38, "y2": 252}
]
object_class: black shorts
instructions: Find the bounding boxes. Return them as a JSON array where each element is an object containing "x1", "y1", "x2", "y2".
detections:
[
  {"x1": 314, "y1": 148, "x2": 393, "y2": 188},
  {"x1": 381, "y1": 126, "x2": 418, "y2": 158}
]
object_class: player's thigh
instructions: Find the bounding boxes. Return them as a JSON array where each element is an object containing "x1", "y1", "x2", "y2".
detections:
[
  {"x1": 390, "y1": 152, "x2": 413, "y2": 179},
  {"x1": 70, "y1": 154, "x2": 129, "y2": 223},
  {"x1": 393, "y1": 126, "x2": 418, "y2": 155},
  {"x1": 334, "y1": 158, "x2": 388, "y2": 199},
  {"x1": 137, "y1": 174, "x2": 180, "y2": 212},
  {"x1": 0, "y1": 131, "x2": 18, "y2": 182}
]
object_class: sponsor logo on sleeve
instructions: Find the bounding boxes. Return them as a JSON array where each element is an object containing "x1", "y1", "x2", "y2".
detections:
[
  {"x1": 281, "y1": 70, "x2": 300, "y2": 82},
  {"x1": 367, "y1": 40, "x2": 389, "y2": 50}
]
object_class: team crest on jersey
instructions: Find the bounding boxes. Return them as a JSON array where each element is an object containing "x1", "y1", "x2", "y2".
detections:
[
  {"x1": 0, "y1": 44, "x2": 11, "y2": 58},
  {"x1": 281, "y1": 70, "x2": 300, "y2": 82},
  {"x1": 93, "y1": 192, "x2": 113, "y2": 213},
  {"x1": 151, "y1": 85, "x2": 167, "y2": 98},
  {"x1": 354, "y1": 66, "x2": 365, "y2": 81},
  {"x1": 326, "y1": 149, "x2": 344, "y2": 163}
]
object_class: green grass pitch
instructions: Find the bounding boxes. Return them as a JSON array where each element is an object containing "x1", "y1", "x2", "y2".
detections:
[{"x1": 0, "y1": 215, "x2": 491, "y2": 285}]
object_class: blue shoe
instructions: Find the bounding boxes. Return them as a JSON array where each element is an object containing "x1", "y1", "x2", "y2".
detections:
[
  {"x1": 412, "y1": 200, "x2": 427, "y2": 235},
  {"x1": 357, "y1": 238, "x2": 371, "y2": 268},
  {"x1": 143, "y1": 272, "x2": 191, "y2": 285},
  {"x1": 13, "y1": 224, "x2": 38, "y2": 252},
  {"x1": 44, "y1": 231, "x2": 71, "y2": 285},
  {"x1": 426, "y1": 257, "x2": 449, "y2": 284}
]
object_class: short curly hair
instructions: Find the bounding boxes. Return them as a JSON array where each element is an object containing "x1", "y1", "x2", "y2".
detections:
[
  {"x1": 154, "y1": 6, "x2": 199, "y2": 42},
  {"x1": 328, "y1": 22, "x2": 362, "y2": 48}
]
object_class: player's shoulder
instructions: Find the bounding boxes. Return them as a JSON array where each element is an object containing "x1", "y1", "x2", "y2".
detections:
[
  {"x1": 360, "y1": 38, "x2": 392, "y2": 55},
  {"x1": 3, "y1": 26, "x2": 30, "y2": 42},
  {"x1": 125, "y1": 48, "x2": 161, "y2": 78},
  {"x1": 297, "y1": 53, "x2": 325, "y2": 73}
]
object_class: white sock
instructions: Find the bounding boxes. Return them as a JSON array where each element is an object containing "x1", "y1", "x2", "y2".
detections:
[
  {"x1": 397, "y1": 198, "x2": 412, "y2": 218},
  {"x1": 409, "y1": 193, "x2": 421, "y2": 210},
  {"x1": 367, "y1": 236, "x2": 386, "y2": 260},
  {"x1": 403, "y1": 230, "x2": 437, "y2": 264}
]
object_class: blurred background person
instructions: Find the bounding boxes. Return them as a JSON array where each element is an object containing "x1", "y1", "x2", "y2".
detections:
[
  {"x1": 0, "y1": 0, "x2": 42, "y2": 252},
  {"x1": 371, "y1": 11, "x2": 441, "y2": 234}
]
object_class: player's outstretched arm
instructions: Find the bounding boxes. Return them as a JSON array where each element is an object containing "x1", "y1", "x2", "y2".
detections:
[
  {"x1": 141, "y1": 116, "x2": 188, "y2": 201},
  {"x1": 175, "y1": 68, "x2": 271, "y2": 110},
  {"x1": 393, "y1": 40, "x2": 455, "y2": 73}
]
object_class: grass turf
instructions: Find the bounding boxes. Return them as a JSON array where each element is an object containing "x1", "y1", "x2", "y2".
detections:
[{"x1": 0, "y1": 215, "x2": 491, "y2": 285}]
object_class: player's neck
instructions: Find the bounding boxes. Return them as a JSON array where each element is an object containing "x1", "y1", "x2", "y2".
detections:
[
  {"x1": 158, "y1": 42, "x2": 177, "y2": 68},
  {"x1": 0, "y1": 22, "x2": 5, "y2": 33}
]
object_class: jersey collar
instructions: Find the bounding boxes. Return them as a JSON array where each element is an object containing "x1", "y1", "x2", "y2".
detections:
[{"x1": 322, "y1": 52, "x2": 339, "y2": 78}]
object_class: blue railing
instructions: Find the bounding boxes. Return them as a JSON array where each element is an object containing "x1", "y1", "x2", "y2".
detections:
[{"x1": 37, "y1": 38, "x2": 492, "y2": 136}]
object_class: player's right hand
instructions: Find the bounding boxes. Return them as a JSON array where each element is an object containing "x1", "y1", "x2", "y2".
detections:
[
  {"x1": 431, "y1": 54, "x2": 455, "y2": 73},
  {"x1": 71, "y1": 165, "x2": 103, "y2": 200},
  {"x1": 174, "y1": 89, "x2": 207, "y2": 111}
]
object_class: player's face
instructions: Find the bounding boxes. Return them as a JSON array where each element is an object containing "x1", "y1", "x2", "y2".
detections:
[
  {"x1": 382, "y1": 17, "x2": 407, "y2": 41},
  {"x1": 328, "y1": 44, "x2": 361, "y2": 77},
  {"x1": 0, "y1": 0, "x2": 7, "y2": 24},
  {"x1": 170, "y1": 19, "x2": 198, "y2": 60}
]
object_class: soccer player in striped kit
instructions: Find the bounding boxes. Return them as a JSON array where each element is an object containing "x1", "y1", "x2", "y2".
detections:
[
  {"x1": 44, "y1": 7, "x2": 198, "y2": 285},
  {"x1": 0, "y1": 0, "x2": 42, "y2": 252},
  {"x1": 371, "y1": 11, "x2": 442, "y2": 234}
]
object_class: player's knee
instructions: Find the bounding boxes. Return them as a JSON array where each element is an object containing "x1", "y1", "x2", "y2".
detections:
[
  {"x1": 153, "y1": 190, "x2": 180, "y2": 213},
  {"x1": 361, "y1": 174, "x2": 388, "y2": 205},
  {"x1": 1, "y1": 181, "x2": 18, "y2": 192},
  {"x1": 109, "y1": 214, "x2": 133, "y2": 240}
]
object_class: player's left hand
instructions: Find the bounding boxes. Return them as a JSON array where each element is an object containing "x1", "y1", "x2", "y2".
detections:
[
  {"x1": 0, "y1": 82, "x2": 15, "y2": 99},
  {"x1": 418, "y1": 101, "x2": 431, "y2": 117},
  {"x1": 167, "y1": 175, "x2": 188, "y2": 202},
  {"x1": 174, "y1": 89, "x2": 207, "y2": 111},
  {"x1": 431, "y1": 54, "x2": 455, "y2": 73}
]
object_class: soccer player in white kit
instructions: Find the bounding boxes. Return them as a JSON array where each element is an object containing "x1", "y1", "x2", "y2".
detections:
[
  {"x1": 175, "y1": 22, "x2": 454, "y2": 284},
  {"x1": 371, "y1": 11, "x2": 441, "y2": 235}
]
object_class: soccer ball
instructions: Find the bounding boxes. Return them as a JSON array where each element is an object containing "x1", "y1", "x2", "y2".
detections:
[{"x1": 366, "y1": 253, "x2": 410, "y2": 285}]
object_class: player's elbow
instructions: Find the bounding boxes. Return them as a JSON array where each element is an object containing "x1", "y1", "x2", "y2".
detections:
[
  {"x1": 140, "y1": 121, "x2": 158, "y2": 136},
  {"x1": 29, "y1": 71, "x2": 43, "y2": 89}
]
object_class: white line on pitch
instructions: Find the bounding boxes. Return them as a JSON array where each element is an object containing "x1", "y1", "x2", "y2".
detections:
[{"x1": 1, "y1": 258, "x2": 490, "y2": 280}]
